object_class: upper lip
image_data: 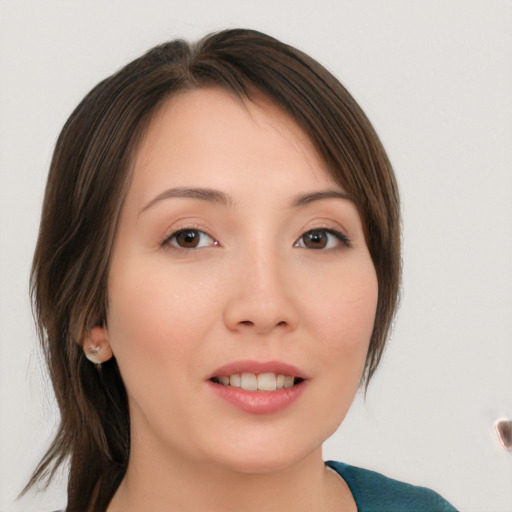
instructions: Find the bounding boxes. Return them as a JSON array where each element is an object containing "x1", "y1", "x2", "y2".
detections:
[{"x1": 208, "y1": 360, "x2": 309, "y2": 380}]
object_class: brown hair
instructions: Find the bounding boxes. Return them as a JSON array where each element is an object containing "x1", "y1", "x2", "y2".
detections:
[{"x1": 28, "y1": 28, "x2": 400, "y2": 511}]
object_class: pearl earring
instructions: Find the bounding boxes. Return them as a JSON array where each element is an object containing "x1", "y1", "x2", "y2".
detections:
[{"x1": 85, "y1": 344, "x2": 104, "y2": 364}]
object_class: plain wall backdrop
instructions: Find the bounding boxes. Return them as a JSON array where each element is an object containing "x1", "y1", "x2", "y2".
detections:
[{"x1": 1, "y1": 1, "x2": 511, "y2": 510}]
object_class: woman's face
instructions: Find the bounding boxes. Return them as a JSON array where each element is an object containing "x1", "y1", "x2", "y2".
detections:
[{"x1": 104, "y1": 88, "x2": 378, "y2": 473}]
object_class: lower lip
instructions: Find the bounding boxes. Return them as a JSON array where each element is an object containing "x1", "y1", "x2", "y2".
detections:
[{"x1": 207, "y1": 380, "x2": 307, "y2": 415}]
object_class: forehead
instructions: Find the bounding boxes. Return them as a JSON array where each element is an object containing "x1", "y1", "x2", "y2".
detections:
[
  {"x1": 140, "y1": 87, "x2": 321, "y2": 151},
  {"x1": 124, "y1": 87, "x2": 340, "y2": 214}
]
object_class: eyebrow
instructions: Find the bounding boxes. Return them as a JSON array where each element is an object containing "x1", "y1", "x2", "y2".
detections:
[
  {"x1": 291, "y1": 190, "x2": 353, "y2": 207},
  {"x1": 139, "y1": 187, "x2": 233, "y2": 215},
  {"x1": 139, "y1": 186, "x2": 352, "y2": 215}
]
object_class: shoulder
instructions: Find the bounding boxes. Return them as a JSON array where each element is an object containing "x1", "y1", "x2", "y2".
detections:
[{"x1": 326, "y1": 460, "x2": 458, "y2": 512}]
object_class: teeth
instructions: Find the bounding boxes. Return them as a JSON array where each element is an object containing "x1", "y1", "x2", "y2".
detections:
[
  {"x1": 240, "y1": 372, "x2": 258, "y2": 390},
  {"x1": 214, "y1": 372, "x2": 299, "y2": 391},
  {"x1": 229, "y1": 373, "x2": 241, "y2": 387},
  {"x1": 257, "y1": 373, "x2": 276, "y2": 391},
  {"x1": 218, "y1": 376, "x2": 230, "y2": 386},
  {"x1": 284, "y1": 376, "x2": 294, "y2": 389}
]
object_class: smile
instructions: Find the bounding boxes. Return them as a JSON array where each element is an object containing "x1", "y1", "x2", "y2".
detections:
[
  {"x1": 207, "y1": 361, "x2": 308, "y2": 414},
  {"x1": 210, "y1": 372, "x2": 304, "y2": 391}
]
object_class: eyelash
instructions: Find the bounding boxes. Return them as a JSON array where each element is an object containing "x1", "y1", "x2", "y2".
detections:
[{"x1": 161, "y1": 226, "x2": 351, "y2": 253}]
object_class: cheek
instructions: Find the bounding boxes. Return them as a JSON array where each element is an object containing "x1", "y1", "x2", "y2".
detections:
[
  {"x1": 307, "y1": 259, "x2": 378, "y2": 355},
  {"x1": 105, "y1": 259, "x2": 218, "y2": 377},
  {"x1": 298, "y1": 262, "x2": 378, "y2": 443}
]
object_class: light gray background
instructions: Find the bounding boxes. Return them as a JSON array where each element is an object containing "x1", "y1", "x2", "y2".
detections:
[{"x1": 1, "y1": 1, "x2": 511, "y2": 511}]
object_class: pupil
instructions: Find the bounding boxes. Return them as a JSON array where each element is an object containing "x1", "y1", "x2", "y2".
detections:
[
  {"x1": 306, "y1": 230, "x2": 326, "y2": 248},
  {"x1": 177, "y1": 230, "x2": 199, "y2": 247}
]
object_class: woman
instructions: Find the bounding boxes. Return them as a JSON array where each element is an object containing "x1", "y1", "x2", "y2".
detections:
[{"x1": 27, "y1": 29, "x2": 456, "y2": 511}]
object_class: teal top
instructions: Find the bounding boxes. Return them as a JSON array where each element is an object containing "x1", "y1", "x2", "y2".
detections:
[{"x1": 326, "y1": 460, "x2": 457, "y2": 511}]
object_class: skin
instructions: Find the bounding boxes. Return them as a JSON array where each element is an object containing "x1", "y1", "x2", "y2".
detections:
[{"x1": 88, "y1": 87, "x2": 378, "y2": 511}]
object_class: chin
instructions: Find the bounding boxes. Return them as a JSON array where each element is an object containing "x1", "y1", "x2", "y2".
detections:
[{"x1": 197, "y1": 428, "x2": 325, "y2": 476}]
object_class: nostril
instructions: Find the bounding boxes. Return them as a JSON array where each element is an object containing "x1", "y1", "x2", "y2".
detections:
[{"x1": 239, "y1": 320, "x2": 287, "y2": 327}]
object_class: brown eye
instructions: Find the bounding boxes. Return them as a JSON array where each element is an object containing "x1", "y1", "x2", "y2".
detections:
[
  {"x1": 294, "y1": 229, "x2": 350, "y2": 250},
  {"x1": 165, "y1": 229, "x2": 217, "y2": 249},
  {"x1": 176, "y1": 230, "x2": 200, "y2": 248},
  {"x1": 302, "y1": 230, "x2": 328, "y2": 249}
]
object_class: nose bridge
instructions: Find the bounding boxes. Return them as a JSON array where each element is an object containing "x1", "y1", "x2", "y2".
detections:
[
  {"x1": 249, "y1": 235, "x2": 280, "y2": 291},
  {"x1": 223, "y1": 234, "x2": 299, "y2": 334}
]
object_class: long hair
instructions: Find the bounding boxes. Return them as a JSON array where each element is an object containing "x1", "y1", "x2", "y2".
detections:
[{"x1": 28, "y1": 28, "x2": 400, "y2": 511}]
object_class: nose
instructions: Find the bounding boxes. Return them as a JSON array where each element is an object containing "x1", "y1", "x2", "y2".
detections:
[{"x1": 222, "y1": 250, "x2": 300, "y2": 335}]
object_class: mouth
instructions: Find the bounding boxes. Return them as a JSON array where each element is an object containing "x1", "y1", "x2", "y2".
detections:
[
  {"x1": 207, "y1": 362, "x2": 308, "y2": 414},
  {"x1": 210, "y1": 373, "x2": 305, "y2": 391}
]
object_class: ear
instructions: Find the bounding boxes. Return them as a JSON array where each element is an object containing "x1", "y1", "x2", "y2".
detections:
[{"x1": 83, "y1": 325, "x2": 113, "y2": 364}]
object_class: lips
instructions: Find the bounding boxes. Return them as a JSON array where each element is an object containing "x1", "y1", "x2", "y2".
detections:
[{"x1": 207, "y1": 360, "x2": 308, "y2": 414}]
